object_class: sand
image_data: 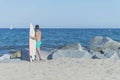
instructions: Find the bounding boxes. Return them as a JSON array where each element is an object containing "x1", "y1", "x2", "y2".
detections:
[{"x1": 0, "y1": 58, "x2": 120, "y2": 80}]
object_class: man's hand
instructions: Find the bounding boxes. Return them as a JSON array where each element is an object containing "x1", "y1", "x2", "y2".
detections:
[{"x1": 29, "y1": 35, "x2": 36, "y2": 40}]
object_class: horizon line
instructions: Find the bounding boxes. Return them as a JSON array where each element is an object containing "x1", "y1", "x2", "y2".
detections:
[{"x1": 0, "y1": 27, "x2": 120, "y2": 29}]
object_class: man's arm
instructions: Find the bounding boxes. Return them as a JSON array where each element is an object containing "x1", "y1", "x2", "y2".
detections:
[
  {"x1": 30, "y1": 32, "x2": 37, "y2": 40},
  {"x1": 30, "y1": 36, "x2": 36, "y2": 40}
]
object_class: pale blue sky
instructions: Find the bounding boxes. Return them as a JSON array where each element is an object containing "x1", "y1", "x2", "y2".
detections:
[{"x1": 0, "y1": 0, "x2": 119, "y2": 28}]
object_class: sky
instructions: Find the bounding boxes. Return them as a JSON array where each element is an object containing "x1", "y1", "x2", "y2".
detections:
[{"x1": 0, "y1": 0, "x2": 119, "y2": 28}]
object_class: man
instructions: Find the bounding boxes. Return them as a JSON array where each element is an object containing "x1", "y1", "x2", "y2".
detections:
[{"x1": 30, "y1": 25, "x2": 42, "y2": 61}]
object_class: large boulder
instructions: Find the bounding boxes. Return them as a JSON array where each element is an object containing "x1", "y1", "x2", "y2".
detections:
[
  {"x1": 91, "y1": 48, "x2": 115, "y2": 59},
  {"x1": 47, "y1": 43, "x2": 92, "y2": 60},
  {"x1": 110, "y1": 52, "x2": 119, "y2": 60},
  {"x1": 89, "y1": 36, "x2": 120, "y2": 58},
  {"x1": 92, "y1": 51, "x2": 107, "y2": 59},
  {"x1": 0, "y1": 54, "x2": 10, "y2": 61},
  {"x1": 21, "y1": 49, "x2": 29, "y2": 61},
  {"x1": 10, "y1": 49, "x2": 30, "y2": 61},
  {"x1": 90, "y1": 36, "x2": 120, "y2": 51},
  {"x1": 10, "y1": 51, "x2": 21, "y2": 59}
]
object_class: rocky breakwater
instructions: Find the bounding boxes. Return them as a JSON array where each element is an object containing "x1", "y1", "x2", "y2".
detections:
[{"x1": 48, "y1": 36, "x2": 120, "y2": 60}]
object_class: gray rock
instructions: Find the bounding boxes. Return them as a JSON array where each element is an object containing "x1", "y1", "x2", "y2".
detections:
[
  {"x1": 47, "y1": 43, "x2": 92, "y2": 60},
  {"x1": 89, "y1": 36, "x2": 120, "y2": 58},
  {"x1": 92, "y1": 55, "x2": 100, "y2": 59},
  {"x1": 92, "y1": 51, "x2": 107, "y2": 59},
  {"x1": 0, "y1": 54, "x2": 10, "y2": 61},
  {"x1": 21, "y1": 49, "x2": 30, "y2": 61},
  {"x1": 10, "y1": 49, "x2": 30, "y2": 61},
  {"x1": 83, "y1": 52, "x2": 93, "y2": 58},
  {"x1": 117, "y1": 48, "x2": 120, "y2": 57},
  {"x1": 53, "y1": 50, "x2": 84, "y2": 58},
  {"x1": 103, "y1": 49, "x2": 115, "y2": 58},
  {"x1": 110, "y1": 52, "x2": 119, "y2": 60},
  {"x1": 90, "y1": 36, "x2": 120, "y2": 51}
]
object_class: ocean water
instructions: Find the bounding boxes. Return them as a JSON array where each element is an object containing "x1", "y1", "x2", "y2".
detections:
[{"x1": 0, "y1": 28, "x2": 120, "y2": 55}]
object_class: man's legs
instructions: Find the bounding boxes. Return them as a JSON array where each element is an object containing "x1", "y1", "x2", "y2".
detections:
[{"x1": 36, "y1": 48, "x2": 42, "y2": 60}]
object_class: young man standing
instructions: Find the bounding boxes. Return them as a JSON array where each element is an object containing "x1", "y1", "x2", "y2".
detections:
[{"x1": 30, "y1": 25, "x2": 42, "y2": 61}]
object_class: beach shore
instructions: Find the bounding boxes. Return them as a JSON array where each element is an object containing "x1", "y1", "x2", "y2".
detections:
[{"x1": 0, "y1": 58, "x2": 120, "y2": 80}]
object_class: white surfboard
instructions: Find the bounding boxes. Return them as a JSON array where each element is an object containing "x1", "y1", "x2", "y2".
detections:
[{"x1": 29, "y1": 24, "x2": 36, "y2": 62}]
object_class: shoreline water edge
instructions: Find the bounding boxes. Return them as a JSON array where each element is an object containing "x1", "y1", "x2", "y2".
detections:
[
  {"x1": 0, "y1": 28, "x2": 120, "y2": 62},
  {"x1": 0, "y1": 36, "x2": 120, "y2": 62}
]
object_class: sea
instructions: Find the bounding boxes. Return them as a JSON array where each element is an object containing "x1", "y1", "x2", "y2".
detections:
[{"x1": 0, "y1": 28, "x2": 120, "y2": 56}]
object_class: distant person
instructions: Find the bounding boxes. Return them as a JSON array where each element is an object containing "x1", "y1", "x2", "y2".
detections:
[{"x1": 30, "y1": 25, "x2": 42, "y2": 61}]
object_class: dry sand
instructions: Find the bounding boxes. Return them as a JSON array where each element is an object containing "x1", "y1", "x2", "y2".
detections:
[{"x1": 0, "y1": 58, "x2": 120, "y2": 80}]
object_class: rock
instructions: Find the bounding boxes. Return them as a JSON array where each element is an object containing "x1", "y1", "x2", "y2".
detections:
[
  {"x1": 21, "y1": 49, "x2": 29, "y2": 61},
  {"x1": 0, "y1": 54, "x2": 10, "y2": 61},
  {"x1": 10, "y1": 49, "x2": 30, "y2": 61},
  {"x1": 117, "y1": 47, "x2": 120, "y2": 57},
  {"x1": 83, "y1": 52, "x2": 93, "y2": 58},
  {"x1": 89, "y1": 36, "x2": 120, "y2": 51},
  {"x1": 92, "y1": 51, "x2": 107, "y2": 59},
  {"x1": 47, "y1": 49, "x2": 57, "y2": 60},
  {"x1": 110, "y1": 52, "x2": 119, "y2": 60},
  {"x1": 48, "y1": 36, "x2": 120, "y2": 60},
  {"x1": 89, "y1": 36, "x2": 120, "y2": 58},
  {"x1": 103, "y1": 48, "x2": 115, "y2": 58},
  {"x1": 47, "y1": 43, "x2": 92, "y2": 60},
  {"x1": 78, "y1": 43, "x2": 83, "y2": 51},
  {"x1": 10, "y1": 51, "x2": 21, "y2": 59},
  {"x1": 92, "y1": 55, "x2": 100, "y2": 59},
  {"x1": 51, "y1": 50, "x2": 84, "y2": 59}
]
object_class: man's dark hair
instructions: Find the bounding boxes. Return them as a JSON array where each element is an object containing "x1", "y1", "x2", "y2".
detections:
[{"x1": 35, "y1": 25, "x2": 39, "y2": 30}]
